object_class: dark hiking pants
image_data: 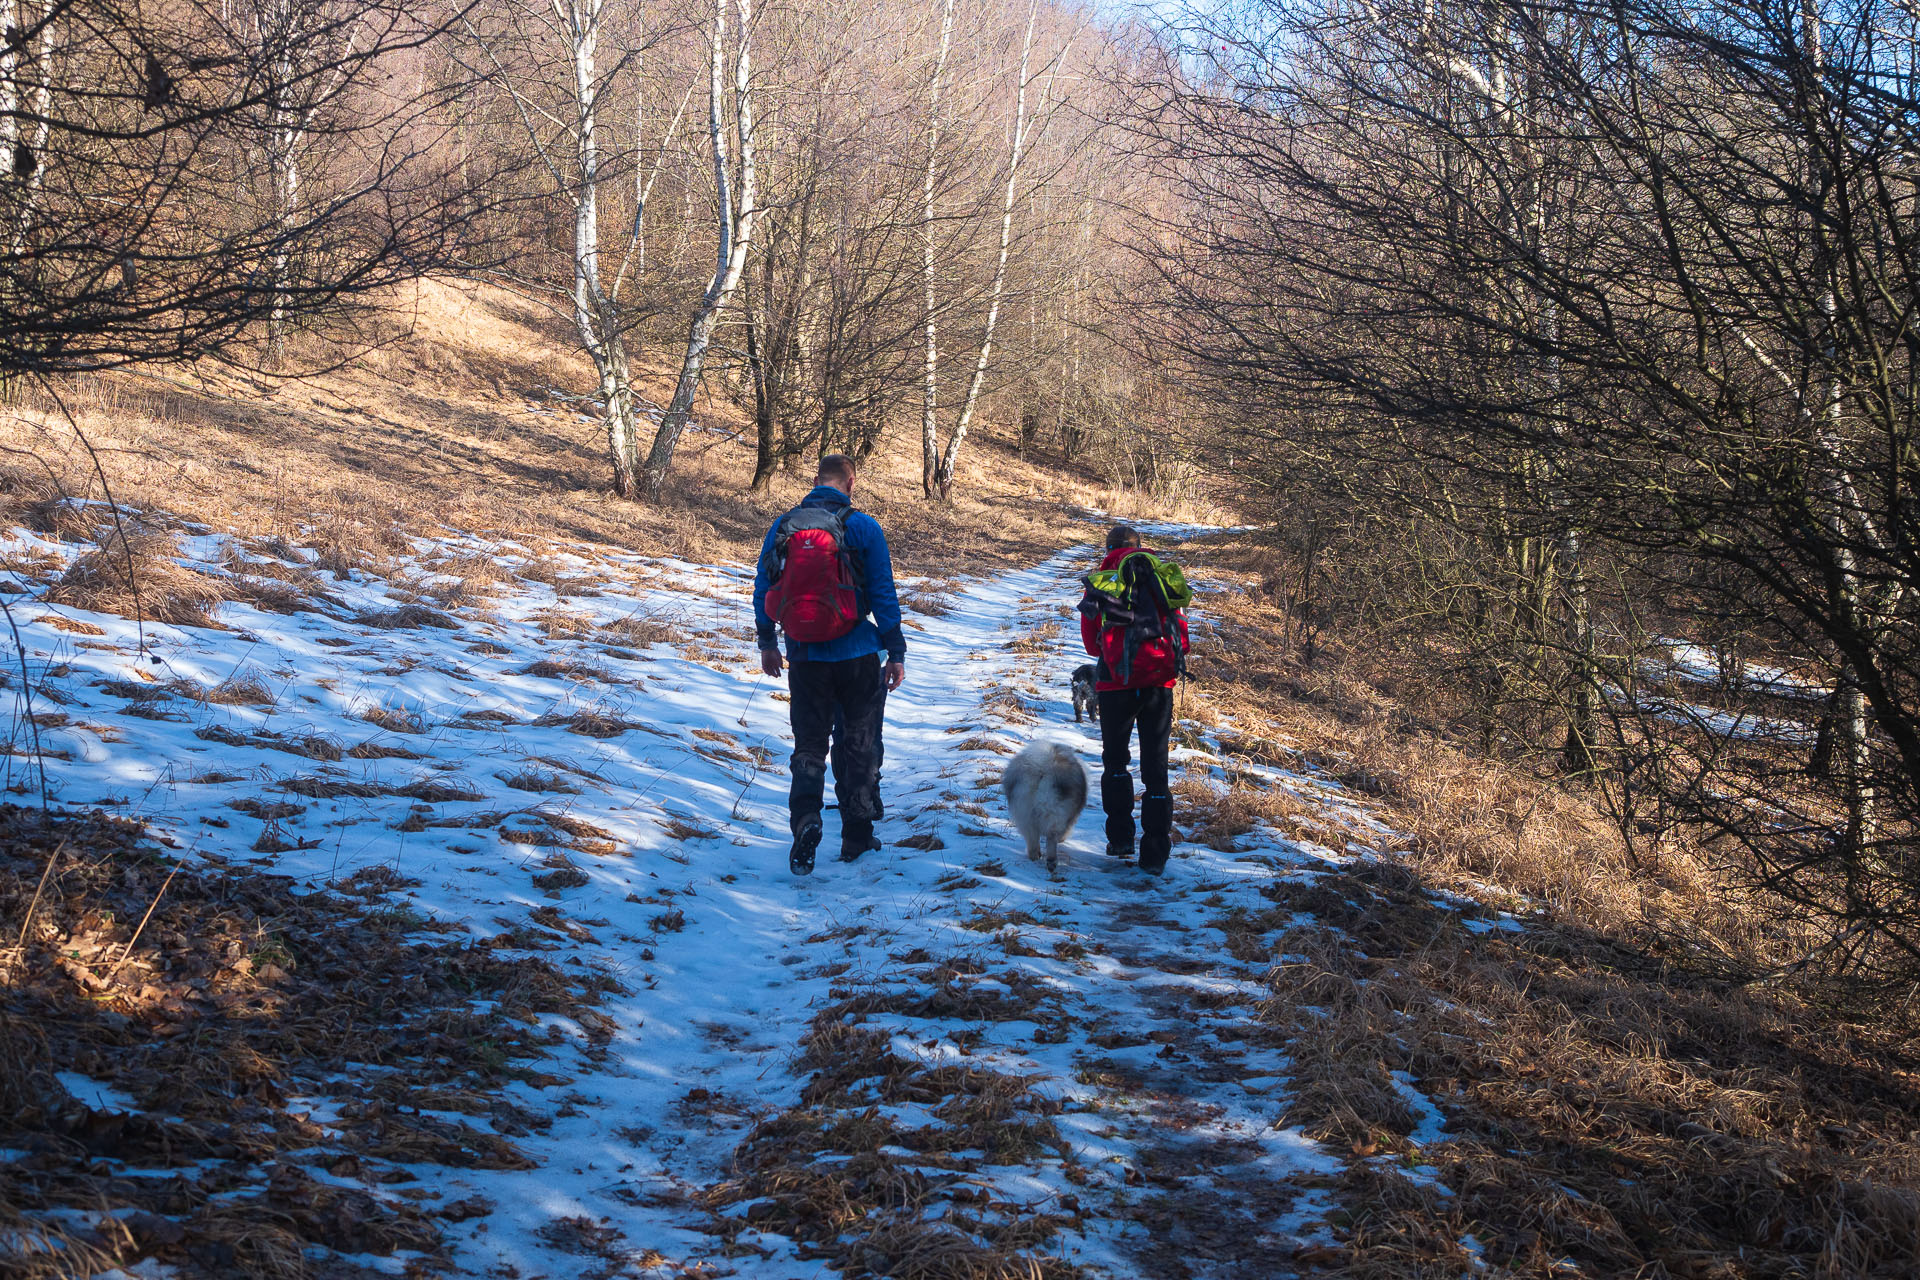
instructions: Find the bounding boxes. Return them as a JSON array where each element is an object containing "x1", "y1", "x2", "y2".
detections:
[
  {"x1": 1098, "y1": 686, "x2": 1174, "y2": 868},
  {"x1": 831, "y1": 683, "x2": 887, "y2": 813},
  {"x1": 790, "y1": 654, "x2": 884, "y2": 849}
]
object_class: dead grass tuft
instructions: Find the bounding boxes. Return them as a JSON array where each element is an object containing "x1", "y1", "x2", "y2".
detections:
[
  {"x1": 413, "y1": 550, "x2": 509, "y2": 607},
  {"x1": 498, "y1": 767, "x2": 581, "y2": 794},
  {"x1": 167, "y1": 672, "x2": 277, "y2": 707},
  {"x1": 44, "y1": 524, "x2": 226, "y2": 627},
  {"x1": 359, "y1": 702, "x2": 427, "y2": 735},
  {"x1": 902, "y1": 585, "x2": 959, "y2": 617},
  {"x1": 354, "y1": 602, "x2": 457, "y2": 631},
  {"x1": 533, "y1": 708, "x2": 638, "y2": 739},
  {"x1": 599, "y1": 614, "x2": 673, "y2": 648},
  {"x1": 33, "y1": 612, "x2": 105, "y2": 635}
]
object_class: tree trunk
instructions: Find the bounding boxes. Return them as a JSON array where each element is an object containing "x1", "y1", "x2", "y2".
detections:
[
  {"x1": 747, "y1": 276, "x2": 777, "y2": 492},
  {"x1": 935, "y1": 0, "x2": 1039, "y2": 502},
  {"x1": 1559, "y1": 528, "x2": 1598, "y2": 773},
  {"x1": 920, "y1": 0, "x2": 955, "y2": 496},
  {"x1": 640, "y1": 0, "x2": 757, "y2": 501},
  {"x1": 552, "y1": 0, "x2": 641, "y2": 496},
  {"x1": 5, "y1": 0, "x2": 53, "y2": 260}
]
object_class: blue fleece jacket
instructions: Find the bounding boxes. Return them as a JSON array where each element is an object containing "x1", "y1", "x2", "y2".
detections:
[{"x1": 753, "y1": 486, "x2": 906, "y2": 664}]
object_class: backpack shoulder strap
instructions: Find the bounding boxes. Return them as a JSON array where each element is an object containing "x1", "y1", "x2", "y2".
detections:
[
  {"x1": 763, "y1": 507, "x2": 799, "y2": 575},
  {"x1": 781, "y1": 504, "x2": 848, "y2": 537}
]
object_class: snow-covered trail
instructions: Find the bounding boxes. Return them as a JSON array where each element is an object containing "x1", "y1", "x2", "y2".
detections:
[{"x1": 5, "y1": 516, "x2": 1454, "y2": 1277}]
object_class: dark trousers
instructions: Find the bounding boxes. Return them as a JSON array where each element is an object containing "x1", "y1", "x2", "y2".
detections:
[
  {"x1": 789, "y1": 654, "x2": 883, "y2": 847},
  {"x1": 1099, "y1": 686, "x2": 1174, "y2": 865},
  {"x1": 831, "y1": 683, "x2": 886, "y2": 807}
]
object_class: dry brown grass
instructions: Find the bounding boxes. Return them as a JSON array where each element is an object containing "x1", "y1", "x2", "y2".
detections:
[
  {"x1": 902, "y1": 583, "x2": 960, "y2": 617},
  {"x1": 358, "y1": 701, "x2": 426, "y2": 735},
  {"x1": 43, "y1": 524, "x2": 227, "y2": 627},
  {"x1": 166, "y1": 672, "x2": 277, "y2": 707},
  {"x1": 1252, "y1": 860, "x2": 1920, "y2": 1278},
  {"x1": 0, "y1": 280, "x2": 1234, "y2": 597},
  {"x1": 600, "y1": 614, "x2": 672, "y2": 647},
  {"x1": 1004, "y1": 620, "x2": 1061, "y2": 655},
  {"x1": 532, "y1": 707, "x2": 641, "y2": 739},
  {"x1": 498, "y1": 767, "x2": 581, "y2": 794},
  {"x1": 700, "y1": 986, "x2": 1081, "y2": 1279},
  {"x1": 0, "y1": 805, "x2": 609, "y2": 1279},
  {"x1": 1167, "y1": 531, "x2": 1920, "y2": 1277},
  {"x1": 1169, "y1": 762, "x2": 1331, "y2": 853}
]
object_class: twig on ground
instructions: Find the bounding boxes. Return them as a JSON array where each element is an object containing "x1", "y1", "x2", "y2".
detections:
[
  {"x1": 105, "y1": 858, "x2": 181, "y2": 983},
  {"x1": 8, "y1": 837, "x2": 65, "y2": 968}
]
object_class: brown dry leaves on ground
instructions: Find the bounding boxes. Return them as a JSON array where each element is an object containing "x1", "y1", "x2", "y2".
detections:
[
  {"x1": 1168, "y1": 530, "x2": 1920, "y2": 1279},
  {"x1": 0, "y1": 805, "x2": 614, "y2": 1279}
]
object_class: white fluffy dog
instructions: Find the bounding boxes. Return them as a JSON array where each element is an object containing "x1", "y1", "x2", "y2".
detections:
[{"x1": 1002, "y1": 741, "x2": 1088, "y2": 872}]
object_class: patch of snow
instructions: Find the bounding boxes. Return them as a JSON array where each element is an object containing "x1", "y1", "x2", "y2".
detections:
[
  {"x1": 0, "y1": 517, "x2": 1500, "y2": 1276},
  {"x1": 54, "y1": 1071, "x2": 139, "y2": 1114}
]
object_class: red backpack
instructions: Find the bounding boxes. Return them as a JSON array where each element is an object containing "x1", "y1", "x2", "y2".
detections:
[{"x1": 763, "y1": 507, "x2": 862, "y2": 642}]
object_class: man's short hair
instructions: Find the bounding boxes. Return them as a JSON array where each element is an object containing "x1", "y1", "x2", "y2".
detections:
[
  {"x1": 1106, "y1": 524, "x2": 1141, "y2": 551},
  {"x1": 817, "y1": 453, "x2": 856, "y2": 487}
]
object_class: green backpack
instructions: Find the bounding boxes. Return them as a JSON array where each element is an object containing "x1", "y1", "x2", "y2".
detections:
[
  {"x1": 1078, "y1": 551, "x2": 1192, "y2": 685},
  {"x1": 1083, "y1": 553, "x2": 1193, "y2": 611}
]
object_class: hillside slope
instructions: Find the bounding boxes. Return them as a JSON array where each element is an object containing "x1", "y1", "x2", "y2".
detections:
[{"x1": 0, "y1": 279, "x2": 1216, "y2": 581}]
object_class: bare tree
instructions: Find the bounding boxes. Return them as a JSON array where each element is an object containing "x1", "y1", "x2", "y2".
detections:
[
  {"x1": 928, "y1": 0, "x2": 1042, "y2": 501},
  {"x1": 1136, "y1": 0, "x2": 1920, "y2": 978},
  {"x1": 457, "y1": 0, "x2": 693, "y2": 496},
  {"x1": 637, "y1": 0, "x2": 755, "y2": 500},
  {"x1": 919, "y1": 0, "x2": 956, "y2": 495},
  {"x1": 0, "y1": 0, "x2": 482, "y2": 381}
]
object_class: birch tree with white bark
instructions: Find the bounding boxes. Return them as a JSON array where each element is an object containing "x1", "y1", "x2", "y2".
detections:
[
  {"x1": 458, "y1": 0, "x2": 689, "y2": 496},
  {"x1": 923, "y1": 0, "x2": 1059, "y2": 502},
  {"x1": 636, "y1": 0, "x2": 756, "y2": 500}
]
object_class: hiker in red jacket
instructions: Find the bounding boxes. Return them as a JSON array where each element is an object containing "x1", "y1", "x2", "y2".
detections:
[{"x1": 1080, "y1": 525, "x2": 1190, "y2": 875}]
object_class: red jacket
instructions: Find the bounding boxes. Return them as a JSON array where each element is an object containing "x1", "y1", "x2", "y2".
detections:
[{"x1": 1081, "y1": 546, "x2": 1189, "y2": 691}]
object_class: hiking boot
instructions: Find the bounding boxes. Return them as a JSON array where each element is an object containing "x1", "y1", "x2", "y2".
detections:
[
  {"x1": 790, "y1": 815, "x2": 822, "y2": 876},
  {"x1": 1105, "y1": 841, "x2": 1134, "y2": 860},
  {"x1": 838, "y1": 834, "x2": 883, "y2": 862}
]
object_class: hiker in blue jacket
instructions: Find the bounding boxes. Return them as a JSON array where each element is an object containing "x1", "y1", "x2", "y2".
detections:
[{"x1": 753, "y1": 453, "x2": 906, "y2": 875}]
